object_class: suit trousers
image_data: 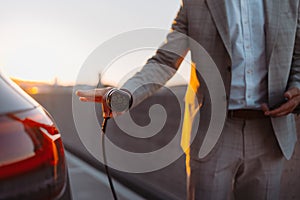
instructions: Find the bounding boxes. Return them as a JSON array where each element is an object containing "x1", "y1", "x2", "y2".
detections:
[{"x1": 187, "y1": 117, "x2": 285, "y2": 200}]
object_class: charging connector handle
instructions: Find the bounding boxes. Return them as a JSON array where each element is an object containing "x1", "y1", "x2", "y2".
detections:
[{"x1": 104, "y1": 88, "x2": 132, "y2": 113}]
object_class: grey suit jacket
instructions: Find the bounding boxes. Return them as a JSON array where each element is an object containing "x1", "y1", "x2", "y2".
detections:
[{"x1": 122, "y1": 0, "x2": 300, "y2": 160}]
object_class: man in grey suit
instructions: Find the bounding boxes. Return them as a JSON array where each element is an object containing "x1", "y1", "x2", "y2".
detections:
[{"x1": 77, "y1": 0, "x2": 300, "y2": 199}]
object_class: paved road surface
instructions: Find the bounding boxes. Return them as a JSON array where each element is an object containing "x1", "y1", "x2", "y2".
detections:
[{"x1": 66, "y1": 151, "x2": 144, "y2": 200}]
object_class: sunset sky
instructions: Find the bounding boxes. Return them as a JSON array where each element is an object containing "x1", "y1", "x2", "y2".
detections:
[{"x1": 0, "y1": 0, "x2": 190, "y2": 86}]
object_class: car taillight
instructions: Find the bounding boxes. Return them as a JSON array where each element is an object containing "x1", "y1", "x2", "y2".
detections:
[{"x1": 0, "y1": 107, "x2": 67, "y2": 199}]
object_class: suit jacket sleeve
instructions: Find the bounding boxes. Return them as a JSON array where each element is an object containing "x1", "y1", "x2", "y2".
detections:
[
  {"x1": 288, "y1": 4, "x2": 300, "y2": 113},
  {"x1": 121, "y1": 0, "x2": 190, "y2": 107}
]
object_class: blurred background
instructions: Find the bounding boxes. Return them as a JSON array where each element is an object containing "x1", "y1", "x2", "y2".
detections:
[
  {"x1": 1, "y1": 0, "x2": 300, "y2": 199},
  {"x1": 0, "y1": 0, "x2": 183, "y2": 86}
]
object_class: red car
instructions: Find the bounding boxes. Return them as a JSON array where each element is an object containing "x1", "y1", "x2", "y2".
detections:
[{"x1": 0, "y1": 71, "x2": 71, "y2": 200}]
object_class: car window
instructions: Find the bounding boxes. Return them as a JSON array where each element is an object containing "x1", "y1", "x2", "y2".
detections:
[{"x1": 0, "y1": 77, "x2": 35, "y2": 114}]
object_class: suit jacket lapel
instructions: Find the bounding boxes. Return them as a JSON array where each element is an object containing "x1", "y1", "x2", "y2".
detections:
[
  {"x1": 206, "y1": 0, "x2": 232, "y2": 60},
  {"x1": 264, "y1": 0, "x2": 281, "y2": 67}
]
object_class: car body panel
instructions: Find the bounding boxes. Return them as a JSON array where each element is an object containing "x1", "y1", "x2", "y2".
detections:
[{"x1": 0, "y1": 72, "x2": 71, "y2": 200}]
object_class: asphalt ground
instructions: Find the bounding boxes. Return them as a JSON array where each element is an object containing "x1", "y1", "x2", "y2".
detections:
[{"x1": 66, "y1": 150, "x2": 144, "y2": 200}]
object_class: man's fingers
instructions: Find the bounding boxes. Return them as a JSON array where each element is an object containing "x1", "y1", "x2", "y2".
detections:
[
  {"x1": 79, "y1": 97, "x2": 99, "y2": 102},
  {"x1": 79, "y1": 97, "x2": 88, "y2": 102},
  {"x1": 266, "y1": 98, "x2": 299, "y2": 117},
  {"x1": 76, "y1": 88, "x2": 110, "y2": 103},
  {"x1": 267, "y1": 102, "x2": 291, "y2": 116},
  {"x1": 76, "y1": 90, "x2": 93, "y2": 97},
  {"x1": 268, "y1": 104, "x2": 293, "y2": 117},
  {"x1": 78, "y1": 94, "x2": 103, "y2": 102},
  {"x1": 261, "y1": 103, "x2": 270, "y2": 114},
  {"x1": 284, "y1": 87, "x2": 300, "y2": 99},
  {"x1": 263, "y1": 87, "x2": 300, "y2": 117},
  {"x1": 76, "y1": 89, "x2": 104, "y2": 98}
]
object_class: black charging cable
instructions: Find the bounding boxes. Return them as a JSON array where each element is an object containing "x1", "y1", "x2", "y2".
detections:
[
  {"x1": 100, "y1": 88, "x2": 132, "y2": 200},
  {"x1": 101, "y1": 116, "x2": 118, "y2": 200}
]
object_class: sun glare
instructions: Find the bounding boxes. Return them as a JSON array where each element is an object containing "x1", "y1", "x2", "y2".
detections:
[{"x1": 27, "y1": 87, "x2": 39, "y2": 94}]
